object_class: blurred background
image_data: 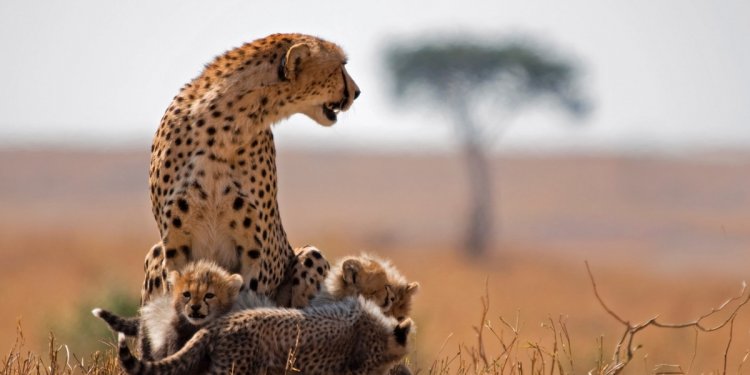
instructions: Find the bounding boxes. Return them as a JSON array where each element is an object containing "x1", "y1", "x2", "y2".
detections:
[{"x1": 1, "y1": 1, "x2": 749, "y2": 373}]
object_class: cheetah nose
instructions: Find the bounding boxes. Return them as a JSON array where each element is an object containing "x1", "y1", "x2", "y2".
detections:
[
  {"x1": 190, "y1": 304, "x2": 201, "y2": 311},
  {"x1": 354, "y1": 89, "x2": 361, "y2": 100}
]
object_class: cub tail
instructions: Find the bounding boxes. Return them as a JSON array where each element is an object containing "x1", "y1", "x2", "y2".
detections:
[
  {"x1": 117, "y1": 329, "x2": 210, "y2": 375},
  {"x1": 92, "y1": 308, "x2": 139, "y2": 336}
]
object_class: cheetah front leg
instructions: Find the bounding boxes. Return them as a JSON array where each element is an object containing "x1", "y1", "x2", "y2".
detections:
[
  {"x1": 275, "y1": 245, "x2": 330, "y2": 308},
  {"x1": 157, "y1": 194, "x2": 196, "y2": 280},
  {"x1": 222, "y1": 192, "x2": 265, "y2": 295},
  {"x1": 141, "y1": 228, "x2": 193, "y2": 305},
  {"x1": 161, "y1": 226, "x2": 194, "y2": 276},
  {"x1": 233, "y1": 230, "x2": 264, "y2": 295},
  {"x1": 140, "y1": 243, "x2": 168, "y2": 304}
]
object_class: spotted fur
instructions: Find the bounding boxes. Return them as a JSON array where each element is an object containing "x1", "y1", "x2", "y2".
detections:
[
  {"x1": 313, "y1": 254, "x2": 419, "y2": 321},
  {"x1": 118, "y1": 297, "x2": 413, "y2": 375},
  {"x1": 274, "y1": 245, "x2": 331, "y2": 308},
  {"x1": 371, "y1": 255, "x2": 420, "y2": 322},
  {"x1": 96, "y1": 260, "x2": 242, "y2": 360}
]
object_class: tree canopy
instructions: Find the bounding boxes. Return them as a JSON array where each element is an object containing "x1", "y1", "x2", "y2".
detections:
[{"x1": 386, "y1": 39, "x2": 588, "y2": 117}]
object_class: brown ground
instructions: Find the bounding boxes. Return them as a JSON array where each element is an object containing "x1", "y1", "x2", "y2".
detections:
[{"x1": 1, "y1": 149, "x2": 749, "y2": 373}]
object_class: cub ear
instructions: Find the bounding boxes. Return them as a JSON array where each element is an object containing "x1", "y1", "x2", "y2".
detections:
[
  {"x1": 342, "y1": 259, "x2": 363, "y2": 285},
  {"x1": 279, "y1": 43, "x2": 311, "y2": 81},
  {"x1": 406, "y1": 282, "x2": 420, "y2": 295},
  {"x1": 227, "y1": 274, "x2": 244, "y2": 295},
  {"x1": 393, "y1": 318, "x2": 413, "y2": 346}
]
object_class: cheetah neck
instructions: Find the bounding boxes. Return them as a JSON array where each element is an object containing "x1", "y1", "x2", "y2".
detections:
[
  {"x1": 182, "y1": 41, "x2": 301, "y2": 156},
  {"x1": 186, "y1": 90, "x2": 293, "y2": 156}
]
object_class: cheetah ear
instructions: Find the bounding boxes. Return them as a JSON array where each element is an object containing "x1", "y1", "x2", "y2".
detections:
[
  {"x1": 406, "y1": 282, "x2": 420, "y2": 295},
  {"x1": 279, "y1": 43, "x2": 311, "y2": 81},
  {"x1": 342, "y1": 259, "x2": 363, "y2": 286},
  {"x1": 227, "y1": 274, "x2": 244, "y2": 296}
]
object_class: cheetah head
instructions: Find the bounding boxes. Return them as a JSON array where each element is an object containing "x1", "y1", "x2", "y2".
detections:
[
  {"x1": 279, "y1": 38, "x2": 360, "y2": 126},
  {"x1": 169, "y1": 267, "x2": 243, "y2": 326},
  {"x1": 341, "y1": 258, "x2": 394, "y2": 311}
]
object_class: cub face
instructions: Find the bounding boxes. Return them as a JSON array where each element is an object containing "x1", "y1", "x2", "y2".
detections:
[
  {"x1": 389, "y1": 282, "x2": 419, "y2": 322},
  {"x1": 341, "y1": 256, "x2": 419, "y2": 321},
  {"x1": 280, "y1": 38, "x2": 360, "y2": 127},
  {"x1": 342, "y1": 258, "x2": 394, "y2": 312},
  {"x1": 169, "y1": 262, "x2": 243, "y2": 325}
]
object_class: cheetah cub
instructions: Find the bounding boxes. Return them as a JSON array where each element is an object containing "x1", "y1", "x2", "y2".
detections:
[
  {"x1": 118, "y1": 297, "x2": 414, "y2": 375},
  {"x1": 376, "y1": 255, "x2": 420, "y2": 322},
  {"x1": 94, "y1": 260, "x2": 243, "y2": 360},
  {"x1": 313, "y1": 254, "x2": 419, "y2": 321}
]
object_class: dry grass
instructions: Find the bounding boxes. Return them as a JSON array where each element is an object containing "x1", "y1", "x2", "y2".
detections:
[
  {"x1": 419, "y1": 265, "x2": 750, "y2": 375},
  {"x1": 1, "y1": 321, "x2": 121, "y2": 375},
  {"x1": 3, "y1": 268, "x2": 749, "y2": 375}
]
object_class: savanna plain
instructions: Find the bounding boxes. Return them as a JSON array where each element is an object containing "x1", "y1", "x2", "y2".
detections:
[{"x1": 1, "y1": 149, "x2": 749, "y2": 374}]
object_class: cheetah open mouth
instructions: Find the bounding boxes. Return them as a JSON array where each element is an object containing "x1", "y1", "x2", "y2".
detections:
[
  {"x1": 321, "y1": 68, "x2": 351, "y2": 123},
  {"x1": 322, "y1": 102, "x2": 343, "y2": 122}
]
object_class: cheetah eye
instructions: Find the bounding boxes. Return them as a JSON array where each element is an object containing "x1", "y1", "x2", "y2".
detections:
[
  {"x1": 182, "y1": 291, "x2": 191, "y2": 299},
  {"x1": 381, "y1": 295, "x2": 391, "y2": 308},
  {"x1": 204, "y1": 293, "x2": 215, "y2": 300}
]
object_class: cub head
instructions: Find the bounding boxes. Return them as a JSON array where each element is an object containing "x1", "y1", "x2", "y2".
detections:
[
  {"x1": 358, "y1": 254, "x2": 419, "y2": 321},
  {"x1": 324, "y1": 254, "x2": 419, "y2": 320},
  {"x1": 332, "y1": 256, "x2": 393, "y2": 311},
  {"x1": 389, "y1": 282, "x2": 419, "y2": 322},
  {"x1": 277, "y1": 34, "x2": 360, "y2": 126},
  {"x1": 169, "y1": 260, "x2": 243, "y2": 325}
]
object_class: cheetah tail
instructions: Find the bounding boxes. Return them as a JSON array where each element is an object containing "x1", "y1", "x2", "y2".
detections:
[
  {"x1": 92, "y1": 308, "x2": 139, "y2": 336},
  {"x1": 118, "y1": 329, "x2": 211, "y2": 375}
]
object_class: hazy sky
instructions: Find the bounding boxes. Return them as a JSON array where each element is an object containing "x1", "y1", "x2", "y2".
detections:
[{"x1": 1, "y1": 0, "x2": 748, "y2": 154}]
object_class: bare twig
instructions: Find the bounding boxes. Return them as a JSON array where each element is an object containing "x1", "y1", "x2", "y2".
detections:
[
  {"x1": 498, "y1": 313, "x2": 521, "y2": 373},
  {"x1": 433, "y1": 333, "x2": 454, "y2": 364},
  {"x1": 723, "y1": 317, "x2": 735, "y2": 375},
  {"x1": 737, "y1": 349, "x2": 750, "y2": 374},
  {"x1": 558, "y1": 316, "x2": 575, "y2": 374},
  {"x1": 472, "y1": 278, "x2": 491, "y2": 370},
  {"x1": 652, "y1": 363, "x2": 683, "y2": 374},
  {"x1": 585, "y1": 262, "x2": 628, "y2": 326},
  {"x1": 585, "y1": 261, "x2": 750, "y2": 375},
  {"x1": 686, "y1": 328, "x2": 698, "y2": 375}
]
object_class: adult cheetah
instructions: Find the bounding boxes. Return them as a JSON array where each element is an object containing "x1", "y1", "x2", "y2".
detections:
[{"x1": 142, "y1": 33, "x2": 360, "y2": 304}]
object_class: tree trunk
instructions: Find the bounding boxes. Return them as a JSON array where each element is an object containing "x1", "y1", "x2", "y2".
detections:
[
  {"x1": 452, "y1": 98, "x2": 494, "y2": 257},
  {"x1": 463, "y1": 141, "x2": 493, "y2": 257}
]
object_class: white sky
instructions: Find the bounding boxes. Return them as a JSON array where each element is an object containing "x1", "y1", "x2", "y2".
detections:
[{"x1": 0, "y1": 0, "x2": 749, "y2": 154}]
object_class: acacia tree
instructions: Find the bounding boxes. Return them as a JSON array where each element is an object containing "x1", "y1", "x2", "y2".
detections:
[{"x1": 386, "y1": 37, "x2": 588, "y2": 257}]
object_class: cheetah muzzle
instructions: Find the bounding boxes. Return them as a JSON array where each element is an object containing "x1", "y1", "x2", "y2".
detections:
[{"x1": 322, "y1": 67, "x2": 358, "y2": 122}]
